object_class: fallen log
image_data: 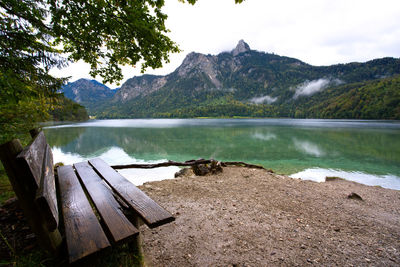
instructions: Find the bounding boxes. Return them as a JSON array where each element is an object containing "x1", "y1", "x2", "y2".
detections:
[
  {"x1": 111, "y1": 159, "x2": 266, "y2": 171},
  {"x1": 221, "y1": 161, "x2": 265, "y2": 169},
  {"x1": 111, "y1": 159, "x2": 213, "y2": 169}
]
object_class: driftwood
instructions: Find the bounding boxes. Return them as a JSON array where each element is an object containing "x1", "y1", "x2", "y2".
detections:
[
  {"x1": 111, "y1": 159, "x2": 267, "y2": 171},
  {"x1": 112, "y1": 159, "x2": 212, "y2": 169},
  {"x1": 221, "y1": 161, "x2": 266, "y2": 170}
]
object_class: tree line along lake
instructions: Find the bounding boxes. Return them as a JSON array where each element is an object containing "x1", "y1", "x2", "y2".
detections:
[{"x1": 43, "y1": 118, "x2": 400, "y2": 190}]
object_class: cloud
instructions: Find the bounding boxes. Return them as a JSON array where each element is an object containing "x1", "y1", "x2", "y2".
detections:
[
  {"x1": 293, "y1": 138, "x2": 325, "y2": 157},
  {"x1": 293, "y1": 78, "x2": 344, "y2": 98},
  {"x1": 50, "y1": 0, "x2": 400, "y2": 88},
  {"x1": 249, "y1": 95, "x2": 278, "y2": 104},
  {"x1": 252, "y1": 132, "x2": 277, "y2": 141}
]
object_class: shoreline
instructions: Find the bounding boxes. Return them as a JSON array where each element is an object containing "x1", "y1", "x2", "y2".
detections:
[{"x1": 138, "y1": 166, "x2": 400, "y2": 266}]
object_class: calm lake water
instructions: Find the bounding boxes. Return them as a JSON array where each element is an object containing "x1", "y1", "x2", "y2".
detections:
[{"x1": 43, "y1": 119, "x2": 400, "y2": 190}]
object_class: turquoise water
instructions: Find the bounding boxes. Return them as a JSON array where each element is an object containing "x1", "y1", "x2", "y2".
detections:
[{"x1": 43, "y1": 119, "x2": 400, "y2": 189}]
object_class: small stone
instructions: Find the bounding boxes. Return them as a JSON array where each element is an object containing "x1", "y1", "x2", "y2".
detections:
[
  {"x1": 174, "y1": 168, "x2": 192, "y2": 177},
  {"x1": 301, "y1": 244, "x2": 306, "y2": 249},
  {"x1": 348, "y1": 192, "x2": 363, "y2": 201}
]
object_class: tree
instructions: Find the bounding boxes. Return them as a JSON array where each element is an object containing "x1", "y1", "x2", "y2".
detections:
[{"x1": 0, "y1": 0, "x2": 244, "y2": 142}]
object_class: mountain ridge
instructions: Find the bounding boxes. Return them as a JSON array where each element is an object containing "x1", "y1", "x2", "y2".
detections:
[{"x1": 62, "y1": 40, "x2": 400, "y2": 119}]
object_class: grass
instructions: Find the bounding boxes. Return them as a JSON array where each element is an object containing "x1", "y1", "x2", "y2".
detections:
[
  {"x1": 0, "y1": 133, "x2": 31, "y2": 206},
  {"x1": 0, "y1": 166, "x2": 14, "y2": 206},
  {"x1": 0, "y1": 224, "x2": 143, "y2": 267},
  {"x1": 0, "y1": 244, "x2": 143, "y2": 267}
]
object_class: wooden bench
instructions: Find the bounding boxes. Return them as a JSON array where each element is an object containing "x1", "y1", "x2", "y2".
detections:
[{"x1": 0, "y1": 130, "x2": 174, "y2": 263}]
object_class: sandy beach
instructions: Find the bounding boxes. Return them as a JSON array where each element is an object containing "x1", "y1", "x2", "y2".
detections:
[{"x1": 139, "y1": 166, "x2": 400, "y2": 266}]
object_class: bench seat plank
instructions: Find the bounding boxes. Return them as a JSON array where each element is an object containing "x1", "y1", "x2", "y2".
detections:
[
  {"x1": 57, "y1": 165, "x2": 110, "y2": 263},
  {"x1": 74, "y1": 161, "x2": 139, "y2": 243},
  {"x1": 35, "y1": 144, "x2": 59, "y2": 231},
  {"x1": 89, "y1": 158, "x2": 174, "y2": 228}
]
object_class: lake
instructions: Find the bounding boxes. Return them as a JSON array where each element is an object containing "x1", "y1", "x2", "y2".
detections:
[{"x1": 43, "y1": 119, "x2": 400, "y2": 190}]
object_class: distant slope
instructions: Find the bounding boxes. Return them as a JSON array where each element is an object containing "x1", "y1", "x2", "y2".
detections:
[
  {"x1": 67, "y1": 40, "x2": 400, "y2": 119},
  {"x1": 49, "y1": 95, "x2": 89, "y2": 121},
  {"x1": 61, "y1": 78, "x2": 117, "y2": 112},
  {"x1": 299, "y1": 75, "x2": 400, "y2": 119}
]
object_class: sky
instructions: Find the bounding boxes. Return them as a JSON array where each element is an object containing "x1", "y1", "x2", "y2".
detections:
[{"x1": 49, "y1": 0, "x2": 400, "y2": 88}]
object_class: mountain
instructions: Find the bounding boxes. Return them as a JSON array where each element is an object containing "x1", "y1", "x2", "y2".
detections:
[
  {"x1": 61, "y1": 79, "x2": 117, "y2": 111},
  {"x1": 72, "y1": 40, "x2": 400, "y2": 119}
]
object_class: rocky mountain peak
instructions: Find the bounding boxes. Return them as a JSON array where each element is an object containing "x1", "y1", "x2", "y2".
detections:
[{"x1": 231, "y1": 40, "x2": 251, "y2": 56}]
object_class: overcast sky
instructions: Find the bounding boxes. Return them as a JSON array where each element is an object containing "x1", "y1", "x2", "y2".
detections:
[{"x1": 50, "y1": 0, "x2": 400, "y2": 88}]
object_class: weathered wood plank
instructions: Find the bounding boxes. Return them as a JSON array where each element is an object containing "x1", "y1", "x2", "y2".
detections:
[
  {"x1": 57, "y1": 165, "x2": 110, "y2": 263},
  {"x1": 74, "y1": 161, "x2": 139, "y2": 243},
  {"x1": 89, "y1": 158, "x2": 175, "y2": 228},
  {"x1": 16, "y1": 131, "x2": 47, "y2": 189},
  {"x1": 0, "y1": 139, "x2": 62, "y2": 253},
  {"x1": 35, "y1": 144, "x2": 59, "y2": 231}
]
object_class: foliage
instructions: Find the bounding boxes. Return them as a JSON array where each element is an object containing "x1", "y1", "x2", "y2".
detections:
[
  {"x1": 0, "y1": 0, "x2": 65, "y2": 142},
  {"x1": 49, "y1": 95, "x2": 89, "y2": 122},
  {"x1": 299, "y1": 75, "x2": 400, "y2": 119},
  {"x1": 2, "y1": 0, "x2": 247, "y2": 142}
]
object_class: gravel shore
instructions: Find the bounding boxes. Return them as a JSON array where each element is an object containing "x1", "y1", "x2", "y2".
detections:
[{"x1": 139, "y1": 166, "x2": 400, "y2": 266}]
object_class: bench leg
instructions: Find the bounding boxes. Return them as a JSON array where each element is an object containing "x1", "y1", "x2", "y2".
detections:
[{"x1": 129, "y1": 215, "x2": 146, "y2": 266}]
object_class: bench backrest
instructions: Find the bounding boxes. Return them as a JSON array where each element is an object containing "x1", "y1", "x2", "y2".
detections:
[
  {"x1": 0, "y1": 131, "x2": 61, "y2": 252},
  {"x1": 17, "y1": 131, "x2": 59, "y2": 231}
]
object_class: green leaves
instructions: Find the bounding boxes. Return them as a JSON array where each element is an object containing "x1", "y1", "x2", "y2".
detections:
[
  {"x1": 0, "y1": 0, "x2": 245, "y2": 142},
  {"x1": 48, "y1": 0, "x2": 181, "y2": 84}
]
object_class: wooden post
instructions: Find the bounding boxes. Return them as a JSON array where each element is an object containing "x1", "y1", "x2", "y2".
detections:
[
  {"x1": 0, "y1": 139, "x2": 62, "y2": 254},
  {"x1": 130, "y1": 215, "x2": 145, "y2": 266}
]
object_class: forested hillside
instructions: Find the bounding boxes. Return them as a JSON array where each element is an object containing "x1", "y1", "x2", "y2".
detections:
[
  {"x1": 49, "y1": 95, "x2": 89, "y2": 121},
  {"x1": 63, "y1": 41, "x2": 400, "y2": 120},
  {"x1": 62, "y1": 79, "x2": 117, "y2": 112}
]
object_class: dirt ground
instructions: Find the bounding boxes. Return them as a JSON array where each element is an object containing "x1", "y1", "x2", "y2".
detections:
[{"x1": 139, "y1": 167, "x2": 400, "y2": 267}]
